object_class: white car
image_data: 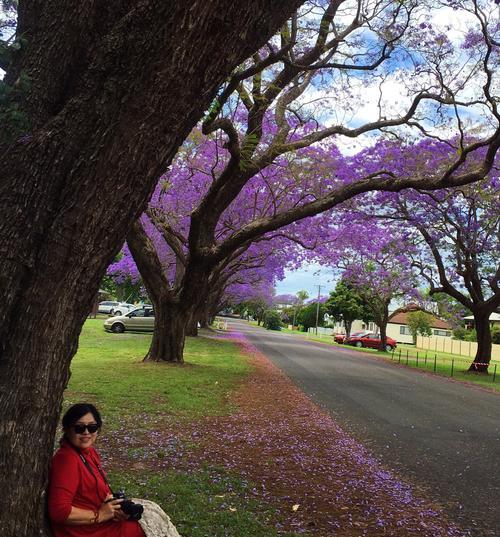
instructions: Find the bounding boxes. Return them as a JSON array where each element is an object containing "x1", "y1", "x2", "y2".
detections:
[
  {"x1": 98, "y1": 301, "x2": 121, "y2": 314},
  {"x1": 111, "y1": 303, "x2": 136, "y2": 316}
]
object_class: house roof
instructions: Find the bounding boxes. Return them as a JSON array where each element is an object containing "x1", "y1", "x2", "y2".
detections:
[
  {"x1": 463, "y1": 313, "x2": 500, "y2": 322},
  {"x1": 388, "y1": 305, "x2": 452, "y2": 330}
]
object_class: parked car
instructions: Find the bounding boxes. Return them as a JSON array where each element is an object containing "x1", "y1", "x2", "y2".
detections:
[
  {"x1": 346, "y1": 332, "x2": 397, "y2": 352},
  {"x1": 334, "y1": 331, "x2": 369, "y2": 344},
  {"x1": 98, "y1": 301, "x2": 121, "y2": 314},
  {"x1": 111, "y1": 303, "x2": 136, "y2": 316},
  {"x1": 103, "y1": 306, "x2": 155, "y2": 333}
]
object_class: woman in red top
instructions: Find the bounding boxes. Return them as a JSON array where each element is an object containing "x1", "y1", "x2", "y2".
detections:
[{"x1": 48, "y1": 403, "x2": 146, "y2": 537}]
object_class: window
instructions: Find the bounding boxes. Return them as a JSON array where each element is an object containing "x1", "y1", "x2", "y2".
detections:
[
  {"x1": 433, "y1": 329, "x2": 451, "y2": 337},
  {"x1": 399, "y1": 325, "x2": 412, "y2": 335}
]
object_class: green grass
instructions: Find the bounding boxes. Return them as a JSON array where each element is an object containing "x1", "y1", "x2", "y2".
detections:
[
  {"x1": 109, "y1": 469, "x2": 300, "y2": 537},
  {"x1": 389, "y1": 346, "x2": 500, "y2": 391},
  {"x1": 65, "y1": 319, "x2": 306, "y2": 536},
  {"x1": 67, "y1": 319, "x2": 251, "y2": 424}
]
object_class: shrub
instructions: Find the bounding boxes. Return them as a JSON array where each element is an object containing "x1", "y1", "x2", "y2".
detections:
[
  {"x1": 263, "y1": 310, "x2": 282, "y2": 330},
  {"x1": 492, "y1": 327, "x2": 500, "y2": 345},
  {"x1": 453, "y1": 327, "x2": 477, "y2": 342}
]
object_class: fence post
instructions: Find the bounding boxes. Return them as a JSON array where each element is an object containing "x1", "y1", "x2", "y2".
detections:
[
  {"x1": 406, "y1": 349, "x2": 409, "y2": 365},
  {"x1": 425, "y1": 351, "x2": 428, "y2": 366},
  {"x1": 434, "y1": 354, "x2": 437, "y2": 372},
  {"x1": 416, "y1": 352, "x2": 419, "y2": 368},
  {"x1": 451, "y1": 358, "x2": 454, "y2": 377},
  {"x1": 493, "y1": 364, "x2": 497, "y2": 383},
  {"x1": 391, "y1": 349, "x2": 394, "y2": 361},
  {"x1": 398, "y1": 349, "x2": 401, "y2": 363}
]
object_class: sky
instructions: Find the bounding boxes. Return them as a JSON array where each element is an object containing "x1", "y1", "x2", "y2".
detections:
[{"x1": 275, "y1": 263, "x2": 338, "y2": 298}]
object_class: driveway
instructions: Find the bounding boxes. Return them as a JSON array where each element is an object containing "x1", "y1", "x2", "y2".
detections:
[{"x1": 232, "y1": 320, "x2": 500, "y2": 536}]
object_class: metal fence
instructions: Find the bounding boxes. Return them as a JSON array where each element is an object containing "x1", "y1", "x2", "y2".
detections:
[{"x1": 390, "y1": 348, "x2": 498, "y2": 383}]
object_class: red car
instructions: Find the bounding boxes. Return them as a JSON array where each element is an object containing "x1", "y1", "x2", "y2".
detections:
[
  {"x1": 346, "y1": 332, "x2": 397, "y2": 352},
  {"x1": 334, "y1": 331, "x2": 369, "y2": 344}
]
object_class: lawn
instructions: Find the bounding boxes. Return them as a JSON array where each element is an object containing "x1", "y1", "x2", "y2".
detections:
[
  {"x1": 65, "y1": 319, "x2": 302, "y2": 537},
  {"x1": 67, "y1": 319, "x2": 251, "y2": 423}
]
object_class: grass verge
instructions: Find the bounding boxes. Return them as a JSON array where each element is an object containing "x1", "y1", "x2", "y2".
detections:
[
  {"x1": 65, "y1": 319, "x2": 302, "y2": 537},
  {"x1": 110, "y1": 468, "x2": 298, "y2": 537},
  {"x1": 67, "y1": 319, "x2": 251, "y2": 424}
]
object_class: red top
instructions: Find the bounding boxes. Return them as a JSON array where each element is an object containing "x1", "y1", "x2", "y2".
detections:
[{"x1": 48, "y1": 441, "x2": 144, "y2": 537}]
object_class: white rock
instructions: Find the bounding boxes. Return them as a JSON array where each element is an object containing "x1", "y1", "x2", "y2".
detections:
[{"x1": 133, "y1": 498, "x2": 182, "y2": 537}]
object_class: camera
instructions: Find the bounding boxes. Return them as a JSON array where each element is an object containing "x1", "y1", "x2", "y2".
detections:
[{"x1": 110, "y1": 490, "x2": 144, "y2": 521}]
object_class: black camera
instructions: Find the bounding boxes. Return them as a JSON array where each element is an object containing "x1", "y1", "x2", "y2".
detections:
[{"x1": 110, "y1": 490, "x2": 144, "y2": 521}]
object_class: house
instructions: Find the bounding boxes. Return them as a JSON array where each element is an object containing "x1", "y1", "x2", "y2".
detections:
[
  {"x1": 387, "y1": 304, "x2": 452, "y2": 344},
  {"x1": 463, "y1": 312, "x2": 500, "y2": 330},
  {"x1": 330, "y1": 318, "x2": 378, "y2": 335}
]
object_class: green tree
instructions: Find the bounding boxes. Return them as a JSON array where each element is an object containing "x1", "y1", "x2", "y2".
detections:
[
  {"x1": 291, "y1": 289, "x2": 309, "y2": 327},
  {"x1": 297, "y1": 302, "x2": 326, "y2": 332},
  {"x1": 325, "y1": 280, "x2": 372, "y2": 337},
  {"x1": 406, "y1": 311, "x2": 433, "y2": 344},
  {"x1": 242, "y1": 297, "x2": 271, "y2": 325},
  {"x1": 263, "y1": 310, "x2": 282, "y2": 330}
]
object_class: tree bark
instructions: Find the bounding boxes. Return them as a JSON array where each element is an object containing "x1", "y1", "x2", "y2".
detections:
[
  {"x1": 345, "y1": 320, "x2": 352, "y2": 338},
  {"x1": 145, "y1": 301, "x2": 195, "y2": 364},
  {"x1": 468, "y1": 312, "x2": 492, "y2": 373},
  {"x1": 377, "y1": 303, "x2": 390, "y2": 352},
  {"x1": 0, "y1": 2, "x2": 304, "y2": 535},
  {"x1": 186, "y1": 315, "x2": 199, "y2": 337}
]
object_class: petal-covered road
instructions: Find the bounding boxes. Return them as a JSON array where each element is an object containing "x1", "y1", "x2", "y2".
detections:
[{"x1": 235, "y1": 320, "x2": 499, "y2": 537}]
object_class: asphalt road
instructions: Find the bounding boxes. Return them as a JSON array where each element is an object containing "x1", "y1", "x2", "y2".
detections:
[{"x1": 232, "y1": 320, "x2": 500, "y2": 537}]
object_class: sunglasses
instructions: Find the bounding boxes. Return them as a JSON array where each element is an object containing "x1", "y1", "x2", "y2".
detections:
[{"x1": 73, "y1": 423, "x2": 99, "y2": 434}]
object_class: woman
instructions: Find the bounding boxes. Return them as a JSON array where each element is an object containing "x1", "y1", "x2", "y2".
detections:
[{"x1": 48, "y1": 403, "x2": 146, "y2": 537}]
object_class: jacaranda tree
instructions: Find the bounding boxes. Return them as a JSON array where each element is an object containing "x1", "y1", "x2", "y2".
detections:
[{"x1": 124, "y1": 0, "x2": 499, "y2": 363}]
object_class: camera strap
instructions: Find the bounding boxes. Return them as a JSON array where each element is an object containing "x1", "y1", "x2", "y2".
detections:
[{"x1": 70, "y1": 444, "x2": 114, "y2": 499}]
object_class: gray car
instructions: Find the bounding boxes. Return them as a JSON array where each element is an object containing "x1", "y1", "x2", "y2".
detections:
[{"x1": 103, "y1": 306, "x2": 155, "y2": 333}]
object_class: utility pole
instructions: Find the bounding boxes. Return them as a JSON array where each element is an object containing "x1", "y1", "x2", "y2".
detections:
[{"x1": 315, "y1": 284, "x2": 322, "y2": 335}]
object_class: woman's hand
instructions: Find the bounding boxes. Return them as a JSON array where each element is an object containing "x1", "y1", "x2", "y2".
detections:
[{"x1": 97, "y1": 496, "x2": 124, "y2": 522}]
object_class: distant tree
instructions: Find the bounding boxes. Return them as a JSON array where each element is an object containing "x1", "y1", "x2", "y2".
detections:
[
  {"x1": 242, "y1": 293, "x2": 274, "y2": 326},
  {"x1": 425, "y1": 292, "x2": 470, "y2": 330},
  {"x1": 297, "y1": 302, "x2": 326, "y2": 332},
  {"x1": 290, "y1": 289, "x2": 309, "y2": 327},
  {"x1": 321, "y1": 227, "x2": 419, "y2": 351},
  {"x1": 406, "y1": 311, "x2": 433, "y2": 345},
  {"x1": 325, "y1": 280, "x2": 372, "y2": 337},
  {"x1": 263, "y1": 310, "x2": 283, "y2": 330}
]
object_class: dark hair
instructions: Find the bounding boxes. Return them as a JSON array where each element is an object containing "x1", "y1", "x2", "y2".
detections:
[{"x1": 62, "y1": 403, "x2": 102, "y2": 432}]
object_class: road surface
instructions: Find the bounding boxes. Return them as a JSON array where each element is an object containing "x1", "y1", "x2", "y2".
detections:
[{"x1": 232, "y1": 319, "x2": 500, "y2": 536}]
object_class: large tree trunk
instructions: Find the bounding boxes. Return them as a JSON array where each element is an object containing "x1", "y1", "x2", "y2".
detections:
[
  {"x1": 468, "y1": 312, "x2": 492, "y2": 373},
  {"x1": 345, "y1": 320, "x2": 352, "y2": 338},
  {"x1": 186, "y1": 315, "x2": 199, "y2": 337},
  {"x1": 146, "y1": 301, "x2": 195, "y2": 363},
  {"x1": 377, "y1": 303, "x2": 390, "y2": 352},
  {"x1": 0, "y1": 2, "x2": 303, "y2": 535},
  {"x1": 199, "y1": 309, "x2": 211, "y2": 329},
  {"x1": 379, "y1": 321, "x2": 389, "y2": 352}
]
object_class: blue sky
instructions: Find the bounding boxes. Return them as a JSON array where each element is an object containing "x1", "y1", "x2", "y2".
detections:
[{"x1": 275, "y1": 263, "x2": 337, "y2": 298}]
